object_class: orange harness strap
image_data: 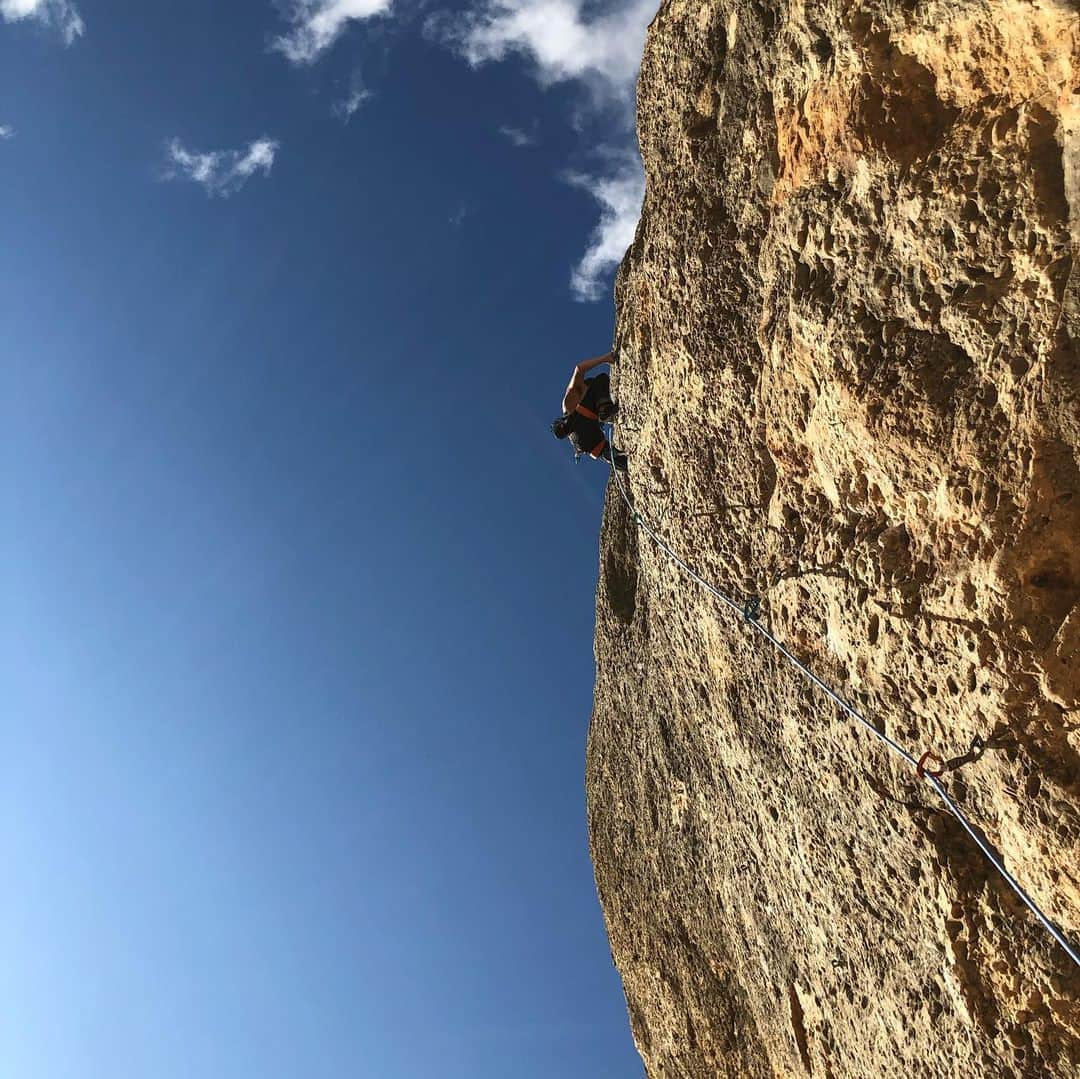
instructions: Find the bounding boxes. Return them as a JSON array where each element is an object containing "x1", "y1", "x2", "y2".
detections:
[
  {"x1": 575, "y1": 404, "x2": 599, "y2": 421},
  {"x1": 588, "y1": 438, "x2": 608, "y2": 459}
]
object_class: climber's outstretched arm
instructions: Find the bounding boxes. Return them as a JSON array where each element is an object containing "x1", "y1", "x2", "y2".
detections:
[{"x1": 577, "y1": 351, "x2": 612, "y2": 374}]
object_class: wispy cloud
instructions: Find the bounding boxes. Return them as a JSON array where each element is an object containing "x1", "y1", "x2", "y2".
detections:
[
  {"x1": 163, "y1": 137, "x2": 280, "y2": 197},
  {"x1": 567, "y1": 159, "x2": 644, "y2": 302},
  {"x1": 273, "y1": 0, "x2": 393, "y2": 64},
  {"x1": 0, "y1": 124, "x2": 15, "y2": 140},
  {"x1": 0, "y1": 0, "x2": 84, "y2": 44},
  {"x1": 334, "y1": 74, "x2": 375, "y2": 122},
  {"x1": 498, "y1": 123, "x2": 538, "y2": 148},
  {"x1": 438, "y1": 0, "x2": 652, "y2": 104},
  {"x1": 449, "y1": 201, "x2": 467, "y2": 229},
  {"x1": 434, "y1": 0, "x2": 652, "y2": 300}
]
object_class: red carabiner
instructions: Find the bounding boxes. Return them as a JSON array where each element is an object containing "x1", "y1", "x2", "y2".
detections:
[{"x1": 917, "y1": 750, "x2": 946, "y2": 779}]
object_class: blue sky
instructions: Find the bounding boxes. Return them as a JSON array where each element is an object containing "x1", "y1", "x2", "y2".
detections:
[{"x1": 1, "y1": 1, "x2": 652, "y2": 1076}]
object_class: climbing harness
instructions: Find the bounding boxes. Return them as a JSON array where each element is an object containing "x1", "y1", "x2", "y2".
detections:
[{"x1": 603, "y1": 425, "x2": 1080, "y2": 971}]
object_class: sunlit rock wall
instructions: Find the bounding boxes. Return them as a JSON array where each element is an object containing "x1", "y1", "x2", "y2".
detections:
[{"x1": 587, "y1": 1, "x2": 1080, "y2": 1075}]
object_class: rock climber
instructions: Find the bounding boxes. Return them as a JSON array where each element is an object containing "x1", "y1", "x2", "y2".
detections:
[{"x1": 550, "y1": 350, "x2": 629, "y2": 471}]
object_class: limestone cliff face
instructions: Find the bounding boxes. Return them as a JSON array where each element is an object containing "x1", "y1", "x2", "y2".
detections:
[{"x1": 586, "y1": 1, "x2": 1080, "y2": 1075}]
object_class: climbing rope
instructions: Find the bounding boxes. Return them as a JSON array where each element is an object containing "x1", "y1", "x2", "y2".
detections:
[{"x1": 603, "y1": 426, "x2": 1080, "y2": 971}]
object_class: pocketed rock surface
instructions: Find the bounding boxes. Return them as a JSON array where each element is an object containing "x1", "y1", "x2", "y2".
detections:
[{"x1": 586, "y1": 1, "x2": 1080, "y2": 1075}]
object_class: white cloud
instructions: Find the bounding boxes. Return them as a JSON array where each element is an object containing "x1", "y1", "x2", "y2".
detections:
[
  {"x1": 568, "y1": 158, "x2": 644, "y2": 301},
  {"x1": 0, "y1": 124, "x2": 14, "y2": 140},
  {"x1": 442, "y1": 0, "x2": 653, "y2": 104},
  {"x1": 274, "y1": 0, "x2": 393, "y2": 64},
  {"x1": 163, "y1": 137, "x2": 280, "y2": 197},
  {"x1": 498, "y1": 123, "x2": 537, "y2": 148},
  {"x1": 0, "y1": 0, "x2": 84, "y2": 44},
  {"x1": 334, "y1": 77, "x2": 374, "y2": 122}
]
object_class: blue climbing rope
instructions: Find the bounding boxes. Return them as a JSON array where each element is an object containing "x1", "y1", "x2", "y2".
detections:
[{"x1": 604, "y1": 425, "x2": 1080, "y2": 971}]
